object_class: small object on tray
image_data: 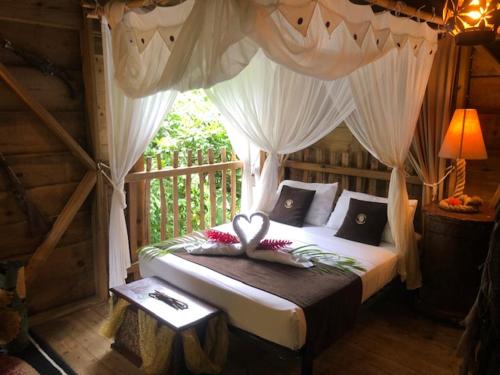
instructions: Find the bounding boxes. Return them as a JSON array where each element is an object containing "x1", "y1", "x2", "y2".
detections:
[
  {"x1": 148, "y1": 290, "x2": 188, "y2": 310},
  {"x1": 438, "y1": 194, "x2": 483, "y2": 213}
]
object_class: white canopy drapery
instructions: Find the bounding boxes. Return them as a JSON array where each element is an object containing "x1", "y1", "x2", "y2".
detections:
[
  {"x1": 102, "y1": 20, "x2": 178, "y2": 288},
  {"x1": 105, "y1": 0, "x2": 436, "y2": 97},
  {"x1": 102, "y1": 0, "x2": 437, "y2": 288},
  {"x1": 207, "y1": 51, "x2": 354, "y2": 211},
  {"x1": 345, "y1": 42, "x2": 435, "y2": 289}
]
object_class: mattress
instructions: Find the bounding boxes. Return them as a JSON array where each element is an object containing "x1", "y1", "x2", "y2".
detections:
[{"x1": 139, "y1": 221, "x2": 398, "y2": 350}]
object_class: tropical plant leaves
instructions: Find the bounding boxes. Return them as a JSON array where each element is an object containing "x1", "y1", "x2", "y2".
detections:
[
  {"x1": 138, "y1": 231, "x2": 207, "y2": 260},
  {"x1": 291, "y1": 245, "x2": 366, "y2": 274}
]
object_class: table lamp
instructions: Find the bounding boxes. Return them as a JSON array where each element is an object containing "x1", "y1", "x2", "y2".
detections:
[{"x1": 438, "y1": 108, "x2": 487, "y2": 212}]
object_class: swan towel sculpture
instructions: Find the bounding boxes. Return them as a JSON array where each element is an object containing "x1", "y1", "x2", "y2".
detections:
[{"x1": 185, "y1": 212, "x2": 313, "y2": 268}]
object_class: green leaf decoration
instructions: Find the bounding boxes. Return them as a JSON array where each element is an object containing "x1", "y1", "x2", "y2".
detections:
[
  {"x1": 138, "y1": 231, "x2": 208, "y2": 260},
  {"x1": 290, "y1": 246, "x2": 366, "y2": 274}
]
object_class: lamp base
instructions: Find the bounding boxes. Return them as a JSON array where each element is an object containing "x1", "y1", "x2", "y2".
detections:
[{"x1": 452, "y1": 159, "x2": 466, "y2": 198}]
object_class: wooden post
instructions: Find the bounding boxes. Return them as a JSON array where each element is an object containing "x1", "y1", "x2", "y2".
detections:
[
  {"x1": 81, "y1": 16, "x2": 108, "y2": 299},
  {"x1": 207, "y1": 149, "x2": 217, "y2": 228},
  {"x1": 230, "y1": 152, "x2": 237, "y2": 219},
  {"x1": 279, "y1": 155, "x2": 289, "y2": 183},
  {"x1": 316, "y1": 149, "x2": 324, "y2": 183},
  {"x1": 290, "y1": 151, "x2": 302, "y2": 181},
  {"x1": 302, "y1": 149, "x2": 310, "y2": 182},
  {"x1": 144, "y1": 157, "x2": 152, "y2": 243},
  {"x1": 128, "y1": 161, "x2": 142, "y2": 267},
  {"x1": 197, "y1": 150, "x2": 206, "y2": 230},
  {"x1": 220, "y1": 148, "x2": 227, "y2": 224},
  {"x1": 341, "y1": 152, "x2": 350, "y2": 191},
  {"x1": 327, "y1": 151, "x2": 336, "y2": 184},
  {"x1": 157, "y1": 154, "x2": 167, "y2": 241},
  {"x1": 172, "y1": 151, "x2": 179, "y2": 237},
  {"x1": 128, "y1": 181, "x2": 139, "y2": 262},
  {"x1": 186, "y1": 150, "x2": 193, "y2": 234},
  {"x1": 368, "y1": 157, "x2": 379, "y2": 195},
  {"x1": 355, "y1": 151, "x2": 364, "y2": 192}
]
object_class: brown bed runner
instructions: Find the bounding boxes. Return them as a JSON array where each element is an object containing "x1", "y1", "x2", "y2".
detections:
[{"x1": 174, "y1": 253, "x2": 362, "y2": 356}]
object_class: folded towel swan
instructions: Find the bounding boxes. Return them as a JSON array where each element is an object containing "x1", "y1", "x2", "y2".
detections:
[
  {"x1": 185, "y1": 212, "x2": 312, "y2": 268},
  {"x1": 233, "y1": 212, "x2": 313, "y2": 268}
]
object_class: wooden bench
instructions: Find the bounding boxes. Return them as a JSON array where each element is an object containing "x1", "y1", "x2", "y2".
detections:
[{"x1": 111, "y1": 276, "x2": 221, "y2": 374}]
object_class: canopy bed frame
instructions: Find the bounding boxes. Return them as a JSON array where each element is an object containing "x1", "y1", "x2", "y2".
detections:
[{"x1": 93, "y1": 0, "x2": 437, "y2": 373}]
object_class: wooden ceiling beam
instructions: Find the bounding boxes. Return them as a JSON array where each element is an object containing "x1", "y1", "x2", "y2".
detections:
[
  {"x1": 83, "y1": 0, "x2": 445, "y2": 26},
  {"x1": 365, "y1": 0, "x2": 444, "y2": 25}
]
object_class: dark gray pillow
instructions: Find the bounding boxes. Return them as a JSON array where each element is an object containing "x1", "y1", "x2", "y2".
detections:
[
  {"x1": 269, "y1": 185, "x2": 316, "y2": 227},
  {"x1": 335, "y1": 198, "x2": 388, "y2": 246}
]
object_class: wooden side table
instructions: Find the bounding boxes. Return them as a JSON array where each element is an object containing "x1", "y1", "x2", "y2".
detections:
[
  {"x1": 110, "y1": 277, "x2": 221, "y2": 374},
  {"x1": 419, "y1": 203, "x2": 495, "y2": 322}
]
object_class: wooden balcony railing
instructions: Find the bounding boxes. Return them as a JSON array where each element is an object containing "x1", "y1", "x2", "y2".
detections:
[{"x1": 125, "y1": 148, "x2": 243, "y2": 264}]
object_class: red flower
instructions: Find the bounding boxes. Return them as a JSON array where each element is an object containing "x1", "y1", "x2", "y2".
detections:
[
  {"x1": 205, "y1": 230, "x2": 292, "y2": 250},
  {"x1": 447, "y1": 197, "x2": 461, "y2": 206},
  {"x1": 206, "y1": 230, "x2": 239, "y2": 244},
  {"x1": 257, "y1": 239, "x2": 293, "y2": 250}
]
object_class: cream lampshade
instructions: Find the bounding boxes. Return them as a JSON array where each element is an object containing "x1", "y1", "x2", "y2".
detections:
[{"x1": 439, "y1": 108, "x2": 487, "y2": 198}]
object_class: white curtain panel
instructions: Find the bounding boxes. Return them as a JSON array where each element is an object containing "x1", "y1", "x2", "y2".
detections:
[
  {"x1": 345, "y1": 41, "x2": 435, "y2": 289},
  {"x1": 102, "y1": 20, "x2": 178, "y2": 288},
  {"x1": 207, "y1": 51, "x2": 354, "y2": 211},
  {"x1": 105, "y1": 0, "x2": 436, "y2": 98}
]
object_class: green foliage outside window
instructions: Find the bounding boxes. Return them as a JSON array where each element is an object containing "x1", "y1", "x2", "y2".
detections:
[{"x1": 144, "y1": 90, "x2": 241, "y2": 243}]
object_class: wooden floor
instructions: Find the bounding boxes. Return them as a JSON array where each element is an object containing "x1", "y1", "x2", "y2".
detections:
[{"x1": 32, "y1": 293, "x2": 463, "y2": 375}]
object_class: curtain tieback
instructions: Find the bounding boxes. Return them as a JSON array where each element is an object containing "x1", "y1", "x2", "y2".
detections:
[
  {"x1": 97, "y1": 161, "x2": 127, "y2": 209},
  {"x1": 422, "y1": 165, "x2": 454, "y2": 200}
]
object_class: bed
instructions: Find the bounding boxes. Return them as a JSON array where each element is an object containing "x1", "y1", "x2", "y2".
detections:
[{"x1": 139, "y1": 220, "x2": 400, "y2": 364}]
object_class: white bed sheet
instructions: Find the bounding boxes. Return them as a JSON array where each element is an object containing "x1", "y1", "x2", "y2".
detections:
[{"x1": 139, "y1": 221, "x2": 398, "y2": 351}]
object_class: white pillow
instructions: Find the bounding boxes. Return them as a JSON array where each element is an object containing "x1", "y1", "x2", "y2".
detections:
[
  {"x1": 275, "y1": 180, "x2": 338, "y2": 226},
  {"x1": 326, "y1": 190, "x2": 417, "y2": 244}
]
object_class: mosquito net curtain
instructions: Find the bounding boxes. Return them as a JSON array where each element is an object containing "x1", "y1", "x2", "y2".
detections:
[{"x1": 101, "y1": 0, "x2": 437, "y2": 289}]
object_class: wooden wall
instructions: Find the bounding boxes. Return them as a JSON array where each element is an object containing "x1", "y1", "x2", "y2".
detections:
[
  {"x1": 462, "y1": 46, "x2": 500, "y2": 200},
  {"x1": 0, "y1": 3, "x2": 103, "y2": 315}
]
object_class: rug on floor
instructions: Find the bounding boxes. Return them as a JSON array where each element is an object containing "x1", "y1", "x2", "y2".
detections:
[{"x1": 0, "y1": 332, "x2": 76, "y2": 375}]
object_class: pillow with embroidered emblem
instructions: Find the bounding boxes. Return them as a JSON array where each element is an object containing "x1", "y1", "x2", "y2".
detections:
[
  {"x1": 269, "y1": 185, "x2": 316, "y2": 227},
  {"x1": 275, "y1": 180, "x2": 338, "y2": 226},
  {"x1": 326, "y1": 189, "x2": 417, "y2": 244},
  {"x1": 335, "y1": 198, "x2": 388, "y2": 246}
]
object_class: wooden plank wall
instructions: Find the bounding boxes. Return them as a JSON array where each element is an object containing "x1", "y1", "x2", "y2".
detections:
[
  {"x1": 464, "y1": 46, "x2": 500, "y2": 200},
  {"x1": 0, "y1": 4, "x2": 99, "y2": 314}
]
